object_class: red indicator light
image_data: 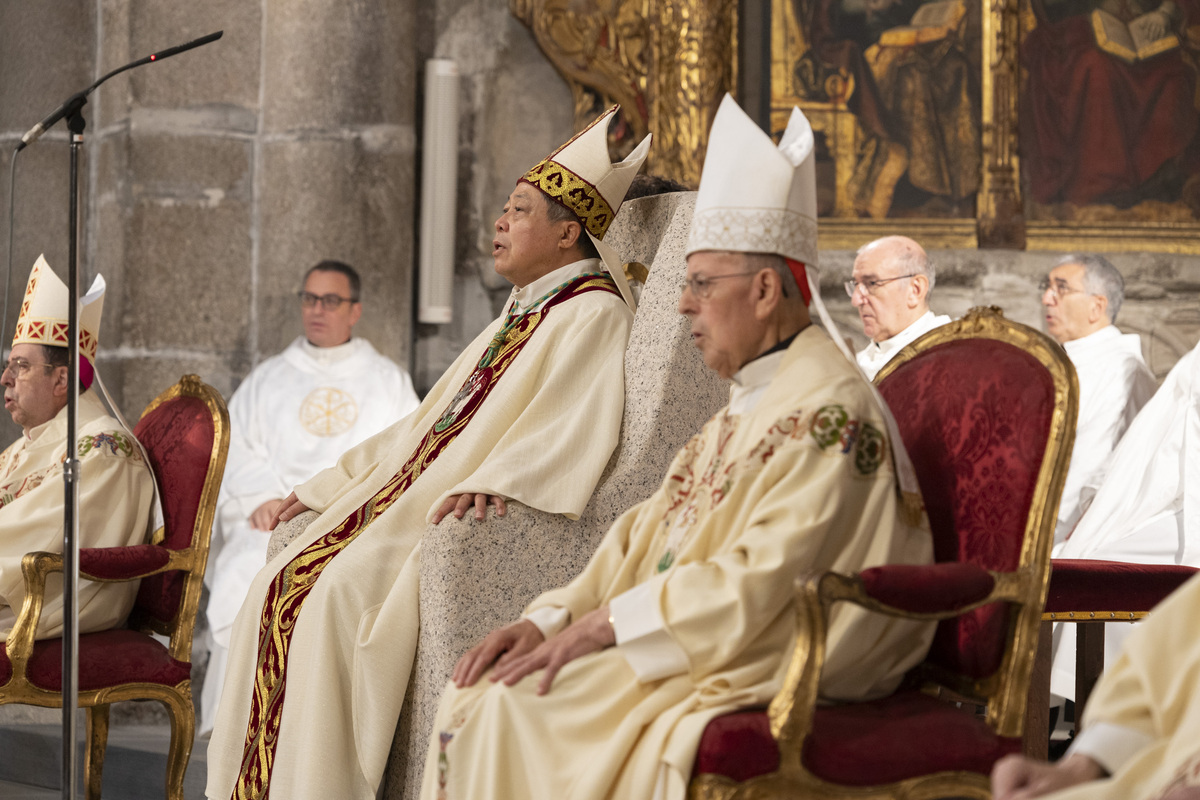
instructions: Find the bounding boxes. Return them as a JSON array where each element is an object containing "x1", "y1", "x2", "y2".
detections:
[{"x1": 150, "y1": 54, "x2": 157, "y2": 61}]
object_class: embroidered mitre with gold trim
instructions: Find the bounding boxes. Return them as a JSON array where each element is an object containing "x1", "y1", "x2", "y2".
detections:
[
  {"x1": 521, "y1": 105, "x2": 651, "y2": 311},
  {"x1": 13, "y1": 254, "x2": 106, "y2": 363}
]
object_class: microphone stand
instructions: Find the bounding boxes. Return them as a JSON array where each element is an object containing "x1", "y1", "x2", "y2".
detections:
[{"x1": 14, "y1": 30, "x2": 223, "y2": 799}]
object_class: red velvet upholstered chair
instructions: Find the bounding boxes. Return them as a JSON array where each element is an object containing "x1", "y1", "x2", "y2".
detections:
[
  {"x1": 1022, "y1": 559, "x2": 1199, "y2": 757},
  {"x1": 688, "y1": 307, "x2": 1078, "y2": 800},
  {"x1": 0, "y1": 375, "x2": 229, "y2": 800}
]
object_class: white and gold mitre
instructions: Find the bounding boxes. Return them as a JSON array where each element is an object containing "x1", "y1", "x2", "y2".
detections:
[
  {"x1": 12, "y1": 254, "x2": 106, "y2": 362},
  {"x1": 685, "y1": 94, "x2": 818, "y2": 266},
  {"x1": 521, "y1": 105, "x2": 652, "y2": 310}
]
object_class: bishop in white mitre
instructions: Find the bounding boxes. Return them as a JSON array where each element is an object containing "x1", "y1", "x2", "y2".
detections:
[
  {"x1": 0, "y1": 255, "x2": 154, "y2": 640},
  {"x1": 199, "y1": 260, "x2": 419, "y2": 736},
  {"x1": 418, "y1": 95, "x2": 934, "y2": 800}
]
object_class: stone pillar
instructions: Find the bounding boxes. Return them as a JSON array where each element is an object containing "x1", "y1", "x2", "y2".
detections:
[{"x1": 3, "y1": 0, "x2": 418, "y2": 425}]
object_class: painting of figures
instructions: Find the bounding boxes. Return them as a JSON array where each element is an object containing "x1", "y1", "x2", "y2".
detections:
[
  {"x1": 771, "y1": 0, "x2": 983, "y2": 220},
  {"x1": 1019, "y1": 0, "x2": 1200, "y2": 225}
]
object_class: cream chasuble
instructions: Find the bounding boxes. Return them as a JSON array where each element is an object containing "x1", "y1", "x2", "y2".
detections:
[
  {"x1": 0, "y1": 390, "x2": 154, "y2": 639},
  {"x1": 420, "y1": 326, "x2": 934, "y2": 800},
  {"x1": 206, "y1": 260, "x2": 633, "y2": 800},
  {"x1": 201, "y1": 336, "x2": 419, "y2": 735},
  {"x1": 1042, "y1": 573, "x2": 1200, "y2": 800}
]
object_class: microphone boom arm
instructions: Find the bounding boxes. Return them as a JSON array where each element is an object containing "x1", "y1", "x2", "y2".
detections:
[{"x1": 16, "y1": 30, "x2": 223, "y2": 150}]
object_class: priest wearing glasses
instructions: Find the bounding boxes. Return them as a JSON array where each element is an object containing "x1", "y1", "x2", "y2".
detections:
[{"x1": 199, "y1": 259, "x2": 420, "y2": 737}]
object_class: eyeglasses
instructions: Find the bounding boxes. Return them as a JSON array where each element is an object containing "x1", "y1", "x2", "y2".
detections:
[
  {"x1": 681, "y1": 271, "x2": 759, "y2": 301},
  {"x1": 844, "y1": 274, "x2": 917, "y2": 298},
  {"x1": 1038, "y1": 278, "x2": 1085, "y2": 300},
  {"x1": 298, "y1": 291, "x2": 358, "y2": 311},
  {"x1": 1, "y1": 358, "x2": 55, "y2": 378}
]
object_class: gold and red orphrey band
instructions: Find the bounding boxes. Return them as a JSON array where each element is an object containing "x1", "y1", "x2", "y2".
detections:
[{"x1": 231, "y1": 273, "x2": 620, "y2": 800}]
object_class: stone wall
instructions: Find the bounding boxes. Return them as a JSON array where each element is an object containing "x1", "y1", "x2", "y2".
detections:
[{"x1": 1, "y1": 0, "x2": 418, "y2": 442}]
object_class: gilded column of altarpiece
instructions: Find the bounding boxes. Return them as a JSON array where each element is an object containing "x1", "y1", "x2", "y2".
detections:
[{"x1": 510, "y1": 0, "x2": 736, "y2": 190}]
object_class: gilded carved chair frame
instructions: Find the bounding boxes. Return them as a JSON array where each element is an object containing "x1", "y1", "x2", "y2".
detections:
[
  {"x1": 0, "y1": 374, "x2": 229, "y2": 800},
  {"x1": 689, "y1": 307, "x2": 1079, "y2": 800}
]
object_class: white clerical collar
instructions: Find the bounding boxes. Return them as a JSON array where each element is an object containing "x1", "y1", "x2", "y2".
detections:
[
  {"x1": 728, "y1": 344, "x2": 792, "y2": 416},
  {"x1": 861, "y1": 310, "x2": 941, "y2": 361},
  {"x1": 26, "y1": 410, "x2": 60, "y2": 443},
  {"x1": 1062, "y1": 325, "x2": 1120, "y2": 359},
  {"x1": 504, "y1": 258, "x2": 602, "y2": 316},
  {"x1": 300, "y1": 336, "x2": 359, "y2": 368}
]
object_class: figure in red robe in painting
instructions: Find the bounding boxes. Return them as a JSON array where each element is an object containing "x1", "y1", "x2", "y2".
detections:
[{"x1": 1022, "y1": 0, "x2": 1200, "y2": 207}]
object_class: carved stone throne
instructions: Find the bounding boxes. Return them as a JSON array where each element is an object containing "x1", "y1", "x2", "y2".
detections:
[{"x1": 268, "y1": 191, "x2": 730, "y2": 798}]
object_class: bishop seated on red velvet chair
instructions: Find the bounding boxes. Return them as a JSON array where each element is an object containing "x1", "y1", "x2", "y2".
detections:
[
  {"x1": 0, "y1": 374, "x2": 229, "y2": 800},
  {"x1": 689, "y1": 306, "x2": 1078, "y2": 800},
  {"x1": 0, "y1": 255, "x2": 156, "y2": 641}
]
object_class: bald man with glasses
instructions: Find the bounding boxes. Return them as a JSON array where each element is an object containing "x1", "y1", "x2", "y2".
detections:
[
  {"x1": 848, "y1": 236, "x2": 951, "y2": 380},
  {"x1": 200, "y1": 259, "x2": 419, "y2": 736}
]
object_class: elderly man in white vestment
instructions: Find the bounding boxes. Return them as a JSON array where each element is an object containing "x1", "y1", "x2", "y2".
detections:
[
  {"x1": 417, "y1": 95, "x2": 934, "y2": 800},
  {"x1": 205, "y1": 106, "x2": 650, "y2": 800},
  {"x1": 1040, "y1": 253, "x2": 1155, "y2": 546},
  {"x1": 199, "y1": 260, "x2": 419, "y2": 736},
  {"x1": 1048, "y1": 339, "x2": 1200, "y2": 701},
  {"x1": 0, "y1": 255, "x2": 154, "y2": 640},
  {"x1": 993, "y1": 573, "x2": 1200, "y2": 800},
  {"x1": 850, "y1": 235, "x2": 950, "y2": 380}
]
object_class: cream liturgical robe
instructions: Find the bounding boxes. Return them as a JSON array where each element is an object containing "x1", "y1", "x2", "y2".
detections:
[
  {"x1": 420, "y1": 326, "x2": 934, "y2": 800},
  {"x1": 856, "y1": 310, "x2": 951, "y2": 380},
  {"x1": 200, "y1": 336, "x2": 418, "y2": 734},
  {"x1": 1044, "y1": 574, "x2": 1200, "y2": 800},
  {"x1": 206, "y1": 259, "x2": 633, "y2": 800},
  {"x1": 1053, "y1": 325, "x2": 1156, "y2": 544},
  {"x1": 0, "y1": 390, "x2": 154, "y2": 639}
]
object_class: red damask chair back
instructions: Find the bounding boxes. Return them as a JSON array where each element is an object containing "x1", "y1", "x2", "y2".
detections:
[
  {"x1": 128, "y1": 378, "x2": 226, "y2": 657},
  {"x1": 876, "y1": 310, "x2": 1067, "y2": 683}
]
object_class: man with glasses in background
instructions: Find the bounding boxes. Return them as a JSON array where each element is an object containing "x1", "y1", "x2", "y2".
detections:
[
  {"x1": 849, "y1": 235, "x2": 951, "y2": 380},
  {"x1": 199, "y1": 259, "x2": 419, "y2": 736},
  {"x1": 1039, "y1": 253, "x2": 1155, "y2": 546}
]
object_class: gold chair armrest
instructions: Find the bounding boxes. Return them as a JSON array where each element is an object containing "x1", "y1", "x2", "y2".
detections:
[
  {"x1": 6, "y1": 550, "x2": 66, "y2": 679},
  {"x1": 78, "y1": 546, "x2": 196, "y2": 583},
  {"x1": 767, "y1": 566, "x2": 1038, "y2": 766}
]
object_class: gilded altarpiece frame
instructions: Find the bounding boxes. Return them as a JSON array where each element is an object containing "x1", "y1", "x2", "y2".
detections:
[{"x1": 514, "y1": 0, "x2": 1200, "y2": 253}]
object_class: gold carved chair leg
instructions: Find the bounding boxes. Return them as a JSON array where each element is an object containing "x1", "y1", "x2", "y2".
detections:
[
  {"x1": 163, "y1": 685, "x2": 196, "y2": 800},
  {"x1": 85, "y1": 703, "x2": 110, "y2": 800}
]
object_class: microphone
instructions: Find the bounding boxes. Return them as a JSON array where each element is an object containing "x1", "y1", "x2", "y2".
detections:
[
  {"x1": 18, "y1": 92, "x2": 89, "y2": 150},
  {"x1": 16, "y1": 30, "x2": 223, "y2": 151}
]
